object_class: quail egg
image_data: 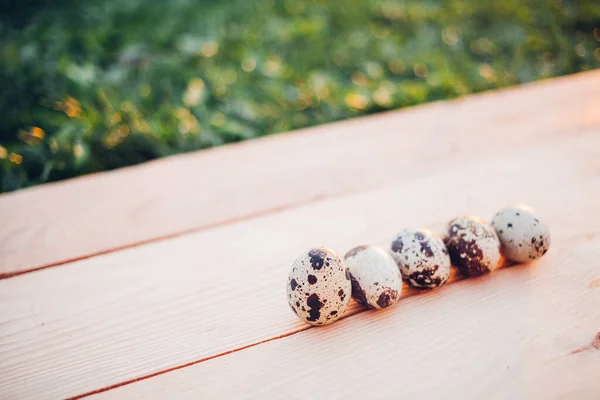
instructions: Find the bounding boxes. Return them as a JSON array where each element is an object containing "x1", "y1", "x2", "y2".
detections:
[
  {"x1": 344, "y1": 245, "x2": 402, "y2": 309},
  {"x1": 492, "y1": 206, "x2": 550, "y2": 263},
  {"x1": 444, "y1": 216, "x2": 501, "y2": 277},
  {"x1": 391, "y1": 229, "x2": 451, "y2": 289},
  {"x1": 287, "y1": 247, "x2": 351, "y2": 326}
]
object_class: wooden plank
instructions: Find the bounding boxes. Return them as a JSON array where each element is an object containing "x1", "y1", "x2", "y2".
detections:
[
  {"x1": 1, "y1": 71, "x2": 599, "y2": 278},
  {"x1": 95, "y1": 236, "x2": 600, "y2": 399},
  {"x1": 1, "y1": 130, "x2": 599, "y2": 399}
]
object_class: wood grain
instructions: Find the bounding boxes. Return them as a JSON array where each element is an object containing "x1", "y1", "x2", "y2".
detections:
[
  {"x1": 1, "y1": 130, "x2": 599, "y2": 399},
  {"x1": 95, "y1": 236, "x2": 600, "y2": 400},
  {"x1": 1, "y1": 71, "x2": 599, "y2": 277}
]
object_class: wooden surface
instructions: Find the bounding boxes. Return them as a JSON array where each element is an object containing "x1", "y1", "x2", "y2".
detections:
[
  {"x1": 95, "y1": 238, "x2": 600, "y2": 399},
  {"x1": 1, "y1": 71, "x2": 599, "y2": 399}
]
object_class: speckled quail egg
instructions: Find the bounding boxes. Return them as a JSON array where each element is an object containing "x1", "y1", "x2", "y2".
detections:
[
  {"x1": 444, "y1": 216, "x2": 501, "y2": 277},
  {"x1": 344, "y1": 245, "x2": 402, "y2": 309},
  {"x1": 287, "y1": 247, "x2": 352, "y2": 326},
  {"x1": 492, "y1": 206, "x2": 550, "y2": 263},
  {"x1": 390, "y1": 229, "x2": 451, "y2": 289}
]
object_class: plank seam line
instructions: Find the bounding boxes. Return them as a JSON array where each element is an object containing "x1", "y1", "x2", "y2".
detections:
[
  {"x1": 3, "y1": 122, "x2": 599, "y2": 281},
  {"x1": 63, "y1": 232, "x2": 599, "y2": 399},
  {"x1": 2, "y1": 69, "x2": 598, "y2": 279},
  {"x1": 65, "y1": 325, "x2": 312, "y2": 400},
  {"x1": 67, "y1": 271, "x2": 474, "y2": 398},
  {"x1": 0, "y1": 193, "x2": 340, "y2": 280}
]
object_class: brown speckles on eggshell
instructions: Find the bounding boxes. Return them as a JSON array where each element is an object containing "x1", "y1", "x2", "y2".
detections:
[
  {"x1": 308, "y1": 248, "x2": 327, "y2": 270},
  {"x1": 344, "y1": 245, "x2": 369, "y2": 259},
  {"x1": 391, "y1": 229, "x2": 451, "y2": 289},
  {"x1": 492, "y1": 207, "x2": 551, "y2": 263},
  {"x1": 419, "y1": 240, "x2": 434, "y2": 257},
  {"x1": 445, "y1": 216, "x2": 500, "y2": 277},
  {"x1": 350, "y1": 275, "x2": 372, "y2": 309},
  {"x1": 287, "y1": 247, "x2": 351, "y2": 326},
  {"x1": 376, "y1": 288, "x2": 398, "y2": 308},
  {"x1": 306, "y1": 293, "x2": 323, "y2": 322},
  {"x1": 407, "y1": 265, "x2": 447, "y2": 289},
  {"x1": 447, "y1": 238, "x2": 487, "y2": 276},
  {"x1": 345, "y1": 245, "x2": 402, "y2": 309},
  {"x1": 391, "y1": 236, "x2": 404, "y2": 253}
]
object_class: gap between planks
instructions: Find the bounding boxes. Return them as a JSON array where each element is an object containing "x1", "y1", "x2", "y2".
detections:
[
  {"x1": 91, "y1": 236, "x2": 600, "y2": 399},
  {"x1": 66, "y1": 326, "x2": 311, "y2": 399},
  {"x1": 68, "y1": 262, "x2": 499, "y2": 399},
  {"x1": 83, "y1": 234, "x2": 600, "y2": 399},
  {"x1": 0, "y1": 192, "x2": 343, "y2": 280}
]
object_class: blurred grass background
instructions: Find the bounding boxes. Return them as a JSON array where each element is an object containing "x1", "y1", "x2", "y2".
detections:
[{"x1": 1, "y1": 0, "x2": 599, "y2": 192}]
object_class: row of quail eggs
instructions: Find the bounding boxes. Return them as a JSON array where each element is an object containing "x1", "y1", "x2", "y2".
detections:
[{"x1": 287, "y1": 205, "x2": 550, "y2": 326}]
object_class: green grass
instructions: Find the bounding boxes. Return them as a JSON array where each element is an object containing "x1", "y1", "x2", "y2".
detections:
[{"x1": 1, "y1": 0, "x2": 599, "y2": 192}]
